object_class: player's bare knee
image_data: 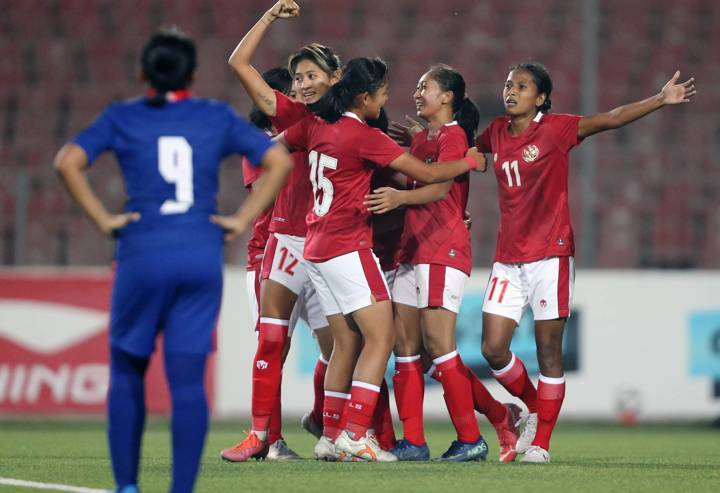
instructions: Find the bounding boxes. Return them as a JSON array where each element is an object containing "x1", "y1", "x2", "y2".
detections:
[{"x1": 481, "y1": 340, "x2": 510, "y2": 368}]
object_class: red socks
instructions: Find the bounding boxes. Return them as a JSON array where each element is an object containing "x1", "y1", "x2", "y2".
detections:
[
  {"x1": 267, "y1": 376, "x2": 282, "y2": 444},
  {"x1": 344, "y1": 382, "x2": 381, "y2": 440},
  {"x1": 532, "y1": 374, "x2": 565, "y2": 450},
  {"x1": 393, "y1": 355, "x2": 426, "y2": 445},
  {"x1": 491, "y1": 353, "x2": 538, "y2": 413},
  {"x1": 464, "y1": 362, "x2": 506, "y2": 426},
  {"x1": 372, "y1": 379, "x2": 396, "y2": 450},
  {"x1": 311, "y1": 356, "x2": 328, "y2": 422},
  {"x1": 322, "y1": 391, "x2": 349, "y2": 440},
  {"x1": 433, "y1": 351, "x2": 480, "y2": 443},
  {"x1": 251, "y1": 318, "x2": 289, "y2": 433}
]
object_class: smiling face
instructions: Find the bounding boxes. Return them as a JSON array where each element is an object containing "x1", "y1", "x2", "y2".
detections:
[
  {"x1": 503, "y1": 68, "x2": 546, "y2": 117},
  {"x1": 293, "y1": 59, "x2": 339, "y2": 104},
  {"x1": 413, "y1": 72, "x2": 450, "y2": 121}
]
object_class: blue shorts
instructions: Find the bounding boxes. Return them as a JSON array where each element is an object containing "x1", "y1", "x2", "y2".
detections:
[{"x1": 109, "y1": 243, "x2": 223, "y2": 357}]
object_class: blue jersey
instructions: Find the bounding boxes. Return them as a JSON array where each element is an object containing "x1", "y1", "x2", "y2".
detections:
[{"x1": 73, "y1": 96, "x2": 272, "y2": 259}]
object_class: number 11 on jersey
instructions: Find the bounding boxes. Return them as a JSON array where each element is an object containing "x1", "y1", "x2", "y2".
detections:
[{"x1": 501, "y1": 160, "x2": 522, "y2": 187}]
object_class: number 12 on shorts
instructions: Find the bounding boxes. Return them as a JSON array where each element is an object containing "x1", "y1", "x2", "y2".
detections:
[{"x1": 487, "y1": 276, "x2": 509, "y2": 303}]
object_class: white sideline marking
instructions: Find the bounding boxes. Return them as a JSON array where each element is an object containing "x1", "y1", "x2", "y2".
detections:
[{"x1": 0, "y1": 477, "x2": 112, "y2": 493}]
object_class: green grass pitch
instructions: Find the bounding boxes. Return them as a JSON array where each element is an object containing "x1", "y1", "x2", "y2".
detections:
[{"x1": 1, "y1": 419, "x2": 719, "y2": 492}]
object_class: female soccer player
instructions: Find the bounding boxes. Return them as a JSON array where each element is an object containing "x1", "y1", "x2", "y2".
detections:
[
  {"x1": 54, "y1": 28, "x2": 292, "y2": 493},
  {"x1": 476, "y1": 63, "x2": 695, "y2": 463},
  {"x1": 276, "y1": 57, "x2": 485, "y2": 461},
  {"x1": 220, "y1": 0, "x2": 347, "y2": 462},
  {"x1": 365, "y1": 64, "x2": 521, "y2": 462}
]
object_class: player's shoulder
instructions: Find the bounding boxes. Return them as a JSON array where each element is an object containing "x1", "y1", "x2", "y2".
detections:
[
  {"x1": 439, "y1": 122, "x2": 468, "y2": 142},
  {"x1": 539, "y1": 112, "x2": 580, "y2": 127},
  {"x1": 483, "y1": 115, "x2": 508, "y2": 134}
]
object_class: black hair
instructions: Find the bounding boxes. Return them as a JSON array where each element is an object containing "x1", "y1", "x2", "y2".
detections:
[
  {"x1": 309, "y1": 57, "x2": 388, "y2": 123},
  {"x1": 426, "y1": 64, "x2": 479, "y2": 146},
  {"x1": 249, "y1": 67, "x2": 293, "y2": 131},
  {"x1": 366, "y1": 107, "x2": 389, "y2": 134},
  {"x1": 509, "y1": 62, "x2": 553, "y2": 113},
  {"x1": 141, "y1": 27, "x2": 196, "y2": 107},
  {"x1": 288, "y1": 43, "x2": 341, "y2": 78}
]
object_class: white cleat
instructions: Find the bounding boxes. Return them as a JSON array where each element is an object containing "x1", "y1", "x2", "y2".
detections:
[
  {"x1": 515, "y1": 412, "x2": 538, "y2": 453},
  {"x1": 334, "y1": 430, "x2": 398, "y2": 462},
  {"x1": 314, "y1": 436, "x2": 339, "y2": 461},
  {"x1": 266, "y1": 439, "x2": 300, "y2": 460},
  {"x1": 520, "y1": 445, "x2": 550, "y2": 463}
]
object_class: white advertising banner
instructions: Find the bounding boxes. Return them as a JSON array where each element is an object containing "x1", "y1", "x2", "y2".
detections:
[{"x1": 215, "y1": 268, "x2": 720, "y2": 421}]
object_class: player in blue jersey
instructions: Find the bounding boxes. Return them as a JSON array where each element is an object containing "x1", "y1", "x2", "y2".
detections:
[{"x1": 54, "y1": 28, "x2": 292, "y2": 493}]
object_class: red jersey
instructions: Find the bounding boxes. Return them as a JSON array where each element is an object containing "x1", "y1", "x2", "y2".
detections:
[
  {"x1": 284, "y1": 112, "x2": 405, "y2": 262},
  {"x1": 399, "y1": 123, "x2": 471, "y2": 274},
  {"x1": 242, "y1": 157, "x2": 272, "y2": 271},
  {"x1": 268, "y1": 90, "x2": 313, "y2": 237},
  {"x1": 477, "y1": 112, "x2": 583, "y2": 263}
]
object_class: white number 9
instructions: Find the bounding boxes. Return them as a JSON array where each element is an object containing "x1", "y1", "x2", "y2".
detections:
[{"x1": 158, "y1": 136, "x2": 194, "y2": 215}]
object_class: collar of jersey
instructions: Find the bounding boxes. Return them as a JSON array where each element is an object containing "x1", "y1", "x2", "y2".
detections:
[
  {"x1": 444, "y1": 120, "x2": 459, "y2": 127},
  {"x1": 342, "y1": 111, "x2": 365, "y2": 124},
  {"x1": 145, "y1": 89, "x2": 193, "y2": 102}
]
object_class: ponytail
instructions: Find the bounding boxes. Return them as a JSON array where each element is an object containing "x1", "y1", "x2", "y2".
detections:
[
  {"x1": 426, "y1": 64, "x2": 478, "y2": 146},
  {"x1": 141, "y1": 27, "x2": 196, "y2": 108},
  {"x1": 309, "y1": 57, "x2": 387, "y2": 123}
]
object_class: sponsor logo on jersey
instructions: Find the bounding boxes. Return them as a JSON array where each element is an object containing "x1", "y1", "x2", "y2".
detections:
[
  {"x1": 522, "y1": 144, "x2": 540, "y2": 163},
  {"x1": 557, "y1": 238, "x2": 565, "y2": 246},
  {"x1": 256, "y1": 360, "x2": 269, "y2": 370},
  {"x1": 448, "y1": 248, "x2": 456, "y2": 258}
]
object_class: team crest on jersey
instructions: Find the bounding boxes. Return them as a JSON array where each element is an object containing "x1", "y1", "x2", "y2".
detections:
[{"x1": 522, "y1": 144, "x2": 540, "y2": 163}]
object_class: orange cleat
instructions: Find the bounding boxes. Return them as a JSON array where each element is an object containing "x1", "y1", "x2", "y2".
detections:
[
  {"x1": 220, "y1": 431, "x2": 269, "y2": 462},
  {"x1": 495, "y1": 403, "x2": 522, "y2": 463}
]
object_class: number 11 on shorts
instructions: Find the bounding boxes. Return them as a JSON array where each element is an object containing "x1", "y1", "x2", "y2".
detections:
[{"x1": 487, "y1": 276, "x2": 509, "y2": 303}]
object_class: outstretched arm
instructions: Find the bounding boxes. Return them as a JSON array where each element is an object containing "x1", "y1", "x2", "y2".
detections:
[
  {"x1": 364, "y1": 181, "x2": 452, "y2": 214},
  {"x1": 578, "y1": 71, "x2": 696, "y2": 139},
  {"x1": 388, "y1": 147, "x2": 486, "y2": 184},
  {"x1": 54, "y1": 144, "x2": 140, "y2": 236},
  {"x1": 228, "y1": 0, "x2": 300, "y2": 117}
]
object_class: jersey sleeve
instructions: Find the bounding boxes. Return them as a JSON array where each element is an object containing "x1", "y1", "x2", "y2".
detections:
[
  {"x1": 283, "y1": 115, "x2": 311, "y2": 152},
  {"x1": 476, "y1": 122, "x2": 494, "y2": 153},
  {"x1": 357, "y1": 127, "x2": 405, "y2": 168},
  {"x1": 269, "y1": 90, "x2": 311, "y2": 132},
  {"x1": 72, "y1": 107, "x2": 115, "y2": 165},
  {"x1": 242, "y1": 157, "x2": 261, "y2": 188},
  {"x1": 549, "y1": 114, "x2": 583, "y2": 151},
  {"x1": 225, "y1": 107, "x2": 274, "y2": 167},
  {"x1": 437, "y1": 127, "x2": 468, "y2": 161}
]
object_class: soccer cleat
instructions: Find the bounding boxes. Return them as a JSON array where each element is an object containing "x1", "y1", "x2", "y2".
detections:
[
  {"x1": 494, "y1": 403, "x2": 522, "y2": 462},
  {"x1": 314, "y1": 436, "x2": 339, "y2": 461},
  {"x1": 116, "y1": 485, "x2": 140, "y2": 493},
  {"x1": 520, "y1": 445, "x2": 550, "y2": 463},
  {"x1": 334, "y1": 430, "x2": 398, "y2": 462},
  {"x1": 220, "y1": 431, "x2": 269, "y2": 462},
  {"x1": 515, "y1": 412, "x2": 538, "y2": 454},
  {"x1": 301, "y1": 411, "x2": 323, "y2": 439},
  {"x1": 389, "y1": 438, "x2": 431, "y2": 461},
  {"x1": 437, "y1": 436, "x2": 489, "y2": 462},
  {"x1": 266, "y1": 439, "x2": 300, "y2": 460}
]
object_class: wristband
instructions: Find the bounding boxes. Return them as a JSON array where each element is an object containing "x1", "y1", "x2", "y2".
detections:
[{"x1": 465, "y1": 155, "x2": 478, "y2": 170}]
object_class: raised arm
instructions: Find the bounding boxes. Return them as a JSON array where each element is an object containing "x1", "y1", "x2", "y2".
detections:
[
  {"x1": 228, "y1": 0, "x2": 300, "y2": 117},
  {"x1": 54, "y1": 144, "x2": 140, "y2": 236},
  {"x1": 578, "y1": 71, "x2": 696, "y2": 139},
  {"x1": 388, "y1": 146, "x2": 486, "y2": 184}
]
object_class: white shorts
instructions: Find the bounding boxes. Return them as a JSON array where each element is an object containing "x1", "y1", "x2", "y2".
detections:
[
  {"x1": 245, "y1": 269, "x2": 262, "y2": 328},
  {"x1": 289, "y1": 279, "x2": 329, "y2": 335},
  {"x1": 392, "y1": 263, "x2": 468, "y2": 313},
  {"x1": 307, "y1": 249, "x2": 391, "y2": 316},
  {"x1": 261, "y1": 233, "x2": 310, "y2": 295},
  {"x1": 482, "y1": 256, "x2": 575, "y2": 324},
  {"x1": 384, "y1": 268, "x2": 398, "y2": 293}
]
